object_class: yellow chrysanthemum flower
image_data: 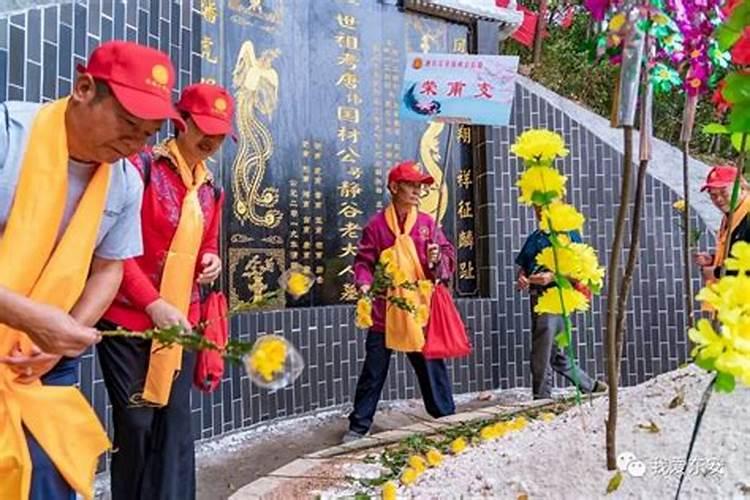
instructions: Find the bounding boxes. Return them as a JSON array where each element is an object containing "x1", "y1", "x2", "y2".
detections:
[
  {"x1": 380, "y1": 248, "x2": 396, "y2": 266},
  {"x1": 407, "y1": 455, "x2": 427, "y2": 474},
  {"x1": 415, "y1": 303, "x2": 430, "y2": 327},
  {"x1": 510, "y1": 129, "x2": 569, "y2": 162},
  {"x1": 569, "y1": 243, "x2": 605, "y2": 288},
  {"x1": 286, "y1": 272, "x2": 311, "y2": 297},
  {"x1": 609, "y1": 12, "x2": 626, "y2": 31},
  {"x1": 509, "y1": 416, "x2": 528, "y2": 431},
  {"x1": 391, "y1": 268, "x2": 408, "y2": 287},
  {"x1": 418, "y1": 280, "x2": 434, "y2": 297},
  {"x1": 401, "y1": 467, "x2": 419, "y2": 486},
  {"x1": 425, "y1": 448, "x2": 443, "y2": 467},
  {"x1": 724, "y1": 241, "x2": 750, "y2": 274},
  {"x1": 450, "y1": 437, "x2": 467, "y2": 454},
  {"x1": 540, "y1": 412, "x2": 555, "y2": 422},
  {"x1": 491, "y1": 421, "x2": 509, "y2": 438},
  {"x1": 516, "y1": 165, "x2": 567, "y2": 205},
  {"x1": 535, "y1": 244, "x2": 604, "y2": 289},
  {"x1": 382, "y1": 481, "x2": 398, "y2": 500},
  {"x1": 355, "y1": 297, "x2": 373, "y2": 329},
  {"x1": 673, "y1": 199, "x2": 686, "y2": 212},
  {"x1": 534, "y1": 287, "x2": 589, "y2": 315},
  {"x1": 536, "y1": 246, "x2": 578, "y2": 277},
  {"x1": 540, "y1": 202, "x2": 585, "y2": 233},
  {"x1": 480, "y1": 424, "x2": 499, "y2": 441},
  {"x1": 248, "y1": 337, "x2": 287, "y2": 382}
]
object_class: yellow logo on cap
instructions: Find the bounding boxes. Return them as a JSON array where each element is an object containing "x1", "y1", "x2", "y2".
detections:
[
  {"x1": 151, "y1": 64, "x2": 169, "y2": 86},
  {"x1": 214, "y1": 97, "x2": 228, "y2": 113}
]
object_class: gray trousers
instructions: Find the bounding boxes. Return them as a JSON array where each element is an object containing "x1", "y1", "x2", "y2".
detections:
[{"x1": 530, "y1": 294, "x2": 595, "y2": 399}]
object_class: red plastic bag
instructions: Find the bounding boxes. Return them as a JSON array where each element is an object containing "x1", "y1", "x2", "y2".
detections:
[
  {"x1": 422, "y1": 283, "x2": 472, "y2": 359},
  {"x1": 194, "y1": 291, "x2": 228, "y2": 392}
]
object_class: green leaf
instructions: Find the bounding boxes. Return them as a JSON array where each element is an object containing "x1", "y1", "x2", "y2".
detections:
[
  {"x1": 715, "y1": 372, "x2": 736, "y2": 393},
  {"x1": 702, "y1": 123, "x2": 730, "y2": 135},
  {"x1": 714, "y1": 24, "x2": 742, "y2": 51},
  {"x1": 695, "y1": 356, "x2": 716, "y2": 372},
  {"x1": 555, "y1": 330, "x2": 569, "y2": 349},
  {"x1": 606, "y1": 470, "x2": 623, "y2": 494},
  {"x1": 731, "y1": 133, "x2": 750, "y2": 152},
  {"x1": 722, "y1": 72, "x2": 750, "y2": 104},
  {"x1": 728, "y1": 105, "x2": 750, "y2": 133},
  {"x1": 637, "y1": 420, "x2": 661, "y2": 433},
  {"x1": 531, "y1": 190, "x2": 560, "y2": 206}
]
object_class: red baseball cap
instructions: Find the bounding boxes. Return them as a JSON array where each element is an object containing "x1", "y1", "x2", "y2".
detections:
[
  {"x1": 701, "y1": 165, "x2": 739, "y2": 191},
  {"x1": 77, "y1": 41, "x2": 182, "y2": 126},
  {"x1": 176, "y1": 83, "x2": 235, "y2": 136},
  {"x1": 387, "y1": 160, "x2": 434, "y2": 185}
]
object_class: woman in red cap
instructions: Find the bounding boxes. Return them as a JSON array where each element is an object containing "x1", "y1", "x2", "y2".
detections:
[
  {"x1": 695, "y1": 165, "x2": 750, "y2": 284},
  {"x1": 96, "y1": 83, "x2": 234, "y2": 500}
]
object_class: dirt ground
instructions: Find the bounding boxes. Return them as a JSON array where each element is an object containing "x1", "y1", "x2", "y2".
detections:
[{"x1": 195, "y1": 389, "x2": 531, "y2": 500}]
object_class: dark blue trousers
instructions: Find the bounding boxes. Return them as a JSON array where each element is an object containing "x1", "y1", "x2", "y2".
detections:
[
  {"x1": 96, "y1": 319, "x2": 196, "y2": 500},
  {"x1": 348, "y1": 330, "x2": 456, "y2": 435},
  {"x1": 26, "y1": 356, "x2": 80, "y2": 500}
]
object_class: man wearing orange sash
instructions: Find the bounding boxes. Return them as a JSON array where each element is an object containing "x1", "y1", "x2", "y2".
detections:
[
  {"x1": 0, "y1": 41, "x2": 182, "y2": 500},
  {"x1": 343, "y1": 161, "x2": 456, "y2": 443},
  {"x1": 695, "y1": 165, "x2": 750, "y2": 283}
]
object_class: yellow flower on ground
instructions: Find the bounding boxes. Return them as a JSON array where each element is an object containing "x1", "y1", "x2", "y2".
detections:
[
  {"x1": 382, "y1": 481, "x2": 398, "y2": 500},
  {"x1": 480, "y1": 424, "x2": 499, "y2": 441},
  {"x1": 408, "y1": 455, "x2": 427, "y2": 474},
  {"x1": 415, "y1": 303, "x2": 430, "y2": 327},
  {"x1": 355, "y1": 297, "x2": 373, "y2": 329},
  {"x1": 516, "y1": 165, "x2": 567, "y2": 205},
  {"x1": 491, "y1": 421, "x2": 509, "y2": 438},
  {"x1": 509, "y1": 416, "x2": 528, "y2": 431},
  {"x1": 510, "y1": 129, "x2": 569, "y2": 162},
  {"x1": 418, "y1": 279, "x2": 434, "y2": 297},
  {"x1": 425, "y1": 448, "x2": 443, "y2": 467},
  {"x1": 540, "y1": 412, "x2": 555, "y2": 422},
  {"x1": 401, "y1": 467, "x2": 419, "y2": 486},
  {"x1": 248, "y1": 337, "x2": 287, "y2": 382},
  {"x1": 540, "y1": 202, "x2": 585, "y2": 233},
  {"x1": 673, "y1": 199, "x2": 686, "y2": 212},
  {"x1": 534, "y1": 287, "x2": 589, "y2": 315},
  {"x1": 450, "y1": 437, "x2": 467, "y2": 454}
]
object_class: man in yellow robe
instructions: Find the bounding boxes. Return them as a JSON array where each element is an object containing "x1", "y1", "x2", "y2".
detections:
[{"x1": 0, "y1": 41, "x2": 182, "y2": 500}]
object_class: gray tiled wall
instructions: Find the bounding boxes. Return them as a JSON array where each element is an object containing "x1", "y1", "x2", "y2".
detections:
[{"x1": 1, "y1": 1, "x2": 698, "y2": 462}]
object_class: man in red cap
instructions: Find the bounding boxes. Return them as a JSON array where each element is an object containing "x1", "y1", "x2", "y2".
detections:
[
  {"x1": 343, "y1": 160, "x2": 457, "y2": 442},
  {"x1": 0, "y1": 41, "x2": 180, "y2": 500},
  {"x1": 695, "y1": 165, "x2": 750, "y2": 282},
  {"x1": 97, "y1": 82, "x2": 232, "y2": 500}
]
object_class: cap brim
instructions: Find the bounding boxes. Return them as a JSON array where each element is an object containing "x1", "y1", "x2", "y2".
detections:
[
  {"x1": 191, "y1": 113, "x2": 234, "y2": 137},
  {"x1": 109, "y1": 82, "x2": 185, "y2": 129},
  {"x1": 701, "y1": 182, "x2": 734, "y2": 192}
]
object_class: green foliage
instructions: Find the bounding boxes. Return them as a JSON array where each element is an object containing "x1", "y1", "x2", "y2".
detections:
[{"x1": 503, "y1": 15, "x2": 735, "y2": 163}]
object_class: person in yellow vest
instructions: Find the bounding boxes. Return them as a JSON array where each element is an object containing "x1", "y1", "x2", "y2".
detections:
[
  {"x1": 96, "y1": 83, "x2": 233, "y2": 500},
  {"x1": 0, "y1": 41, "x2": 182, "y2": 500},
  {"x1": 694, "y1": 165, "x2": 750, "y2": 282}
]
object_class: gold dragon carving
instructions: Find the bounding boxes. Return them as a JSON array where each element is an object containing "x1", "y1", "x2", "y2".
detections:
[
  {"x1": 419, "y1": 121, "x2": 449, "y2": 223},
  {"x1": 231, "y1": 40, "x2": 283, "y2": 228}
]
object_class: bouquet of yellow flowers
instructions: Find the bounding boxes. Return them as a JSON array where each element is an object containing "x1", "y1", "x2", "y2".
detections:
[{"x1": 354, "y1": 250, "x2": 434, "y2": 330}]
